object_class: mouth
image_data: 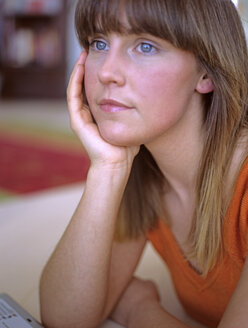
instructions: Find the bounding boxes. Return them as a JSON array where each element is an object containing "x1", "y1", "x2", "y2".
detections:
[{"x1": 98, "y1": 98, "x2": 133, "y2": 113}]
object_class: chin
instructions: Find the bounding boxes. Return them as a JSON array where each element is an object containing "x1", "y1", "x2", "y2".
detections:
[{"x1": 98, "y1": 126, "x2": 139, "y2": 147}]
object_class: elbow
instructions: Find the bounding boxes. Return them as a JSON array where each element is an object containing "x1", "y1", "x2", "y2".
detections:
[
  {"x1": 40, "y1": 318, "x2": 83, "y2": 328},
  {"x1": 39, "y1": 279, "x2": 107, "y2": 328},
  {"x1": 40, "y1": 299, "x2": 105, "y2": 328},
  {"x1": 40, "y1": 313, "x2": 102, "y2": 328}
]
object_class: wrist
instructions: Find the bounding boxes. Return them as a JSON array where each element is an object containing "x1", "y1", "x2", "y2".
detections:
[
  {"x1": 88, "y1": 145, "x2": 139, "y2": 175},
  {"x1": 84, "y1": 163, "x2": 131, "y2": 206},
  {"x1": 90, "y1": 158, "x2": 133, "y2": 173},
  {"x1": 88, "y1": 160, "x2": 132, "y2": 183}
]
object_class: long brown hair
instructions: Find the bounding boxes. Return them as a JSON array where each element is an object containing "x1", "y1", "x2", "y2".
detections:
[{"x1": 75, "y1": 0, "x2": 248, "y2": 274}]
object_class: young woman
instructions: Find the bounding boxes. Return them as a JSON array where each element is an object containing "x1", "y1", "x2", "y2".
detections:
[{"x1": 39, "y1": 0, "x2": 248, "y2": 327}]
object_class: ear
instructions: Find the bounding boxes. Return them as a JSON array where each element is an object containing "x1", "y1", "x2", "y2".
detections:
[{"x1": 196, "y1": 74, "x2": 214, "y2": 94}]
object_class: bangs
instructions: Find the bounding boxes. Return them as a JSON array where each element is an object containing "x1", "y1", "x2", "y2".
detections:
[
  {"x1": 75, "y1": 0, "x2": 181, "y2": 49},
  {"x1": 74, "y1": 0, "x2": 246, "y2": 78}
]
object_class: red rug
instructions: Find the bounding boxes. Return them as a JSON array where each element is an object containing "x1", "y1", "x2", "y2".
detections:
[{"x1": 0, "y1": 134, "x2": 90, "y2": 194}]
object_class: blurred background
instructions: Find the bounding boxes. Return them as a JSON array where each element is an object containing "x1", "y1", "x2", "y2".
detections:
[
  {"x1": 0, "y1": 0, "x2": 91, "y2": 201},
  {"x1": 0, "y1": 0, "x2": 80, "y2": 98},
  {"x1": 0, "y1": 0, "x2": 247, "y2": 201}
]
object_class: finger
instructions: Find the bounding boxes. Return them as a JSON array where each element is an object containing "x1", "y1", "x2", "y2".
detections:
[
  {"x1": 67, "y1": 51, "x2": 88, "y2": 113},
  {"x1": 68, "y1": 50, "x2": 87, "y2": 88},
  {"x1": 67, "y1": 51, "x2": 87, "y2": 103}
]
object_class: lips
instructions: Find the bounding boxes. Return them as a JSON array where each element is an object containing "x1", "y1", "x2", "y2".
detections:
[{"x1": 99, "y1": 99, "x2": 133, "y2": 113}]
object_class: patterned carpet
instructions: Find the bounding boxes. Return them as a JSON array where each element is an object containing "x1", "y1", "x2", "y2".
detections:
[{"x1": 0, "y1": 120, "x2": 90, "y2": 200}]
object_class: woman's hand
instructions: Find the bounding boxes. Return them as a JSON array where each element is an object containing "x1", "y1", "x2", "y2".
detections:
[
  {"x1": 110, "y1": 277, "x2": 160, "y2": 327},
  {"x1": 67, "y1": 51, "x2": 140, "y2": 171}
]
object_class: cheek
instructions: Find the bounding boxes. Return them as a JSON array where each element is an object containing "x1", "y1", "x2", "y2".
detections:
[
  {"x1": 140, "y1": 64, "x2": 196, "y2": 105},
  {"x1": 136, "y1": 67, "x2": 196, "y2": 127},
  {"x1": 137, "y1": 69, "x2": 175, "y2": 108}
]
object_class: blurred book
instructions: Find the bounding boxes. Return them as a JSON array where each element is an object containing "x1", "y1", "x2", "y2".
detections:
[
  {"x1": 35, "y1": 28, "x2": 61, "y2": 67},
  {"x1": 10, "y1": 29, "x2": 35, "y2": 66},
  {"x1": 2, "y1": 22, "x2": 61, "y2": 67},
  {"x1": 3, "y1": 0, "x2": 62, "y2": 16}
]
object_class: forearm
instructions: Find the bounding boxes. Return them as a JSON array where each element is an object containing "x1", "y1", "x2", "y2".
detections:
[
  {"x1": 128, "y1": 301, "x2": 190, "y2": 328},
  {"x1": 40, "y1": 165, "x2": 130, "y2": 328}
]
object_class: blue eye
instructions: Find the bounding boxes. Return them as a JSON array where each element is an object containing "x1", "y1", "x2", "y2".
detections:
[
  {"x1": 90, "y1": 40, "x2": 109, "y2": 51},
  {"x1": 138, "y1": 43, "x2": 156, "y2": 54}
]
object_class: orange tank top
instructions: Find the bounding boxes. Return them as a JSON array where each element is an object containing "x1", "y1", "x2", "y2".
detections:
[{"x1": 147, "y1": 157, "x2": 248, "y2": 328}]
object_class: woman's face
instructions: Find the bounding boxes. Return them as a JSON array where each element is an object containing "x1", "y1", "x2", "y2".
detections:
[{"x1": 84, "y1": 32, "x2": 204, "y2": 147}]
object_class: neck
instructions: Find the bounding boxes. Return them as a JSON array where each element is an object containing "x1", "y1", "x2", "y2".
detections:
[{"x1": 145, "y1": 99, "x2": 205, "y2": 199}]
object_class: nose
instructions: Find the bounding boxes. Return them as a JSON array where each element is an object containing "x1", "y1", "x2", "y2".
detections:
[{"x1": 97, "y1": 49, "x2": 126, "y2": 86}]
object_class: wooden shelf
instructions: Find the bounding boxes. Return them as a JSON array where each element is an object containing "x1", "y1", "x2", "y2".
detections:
[
  {"x1": 2, "y1": 66, "x2": 66, "y2": 99},
  {"x1": 0, "y1": 0, "x2": 67, "y2": 99}
]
